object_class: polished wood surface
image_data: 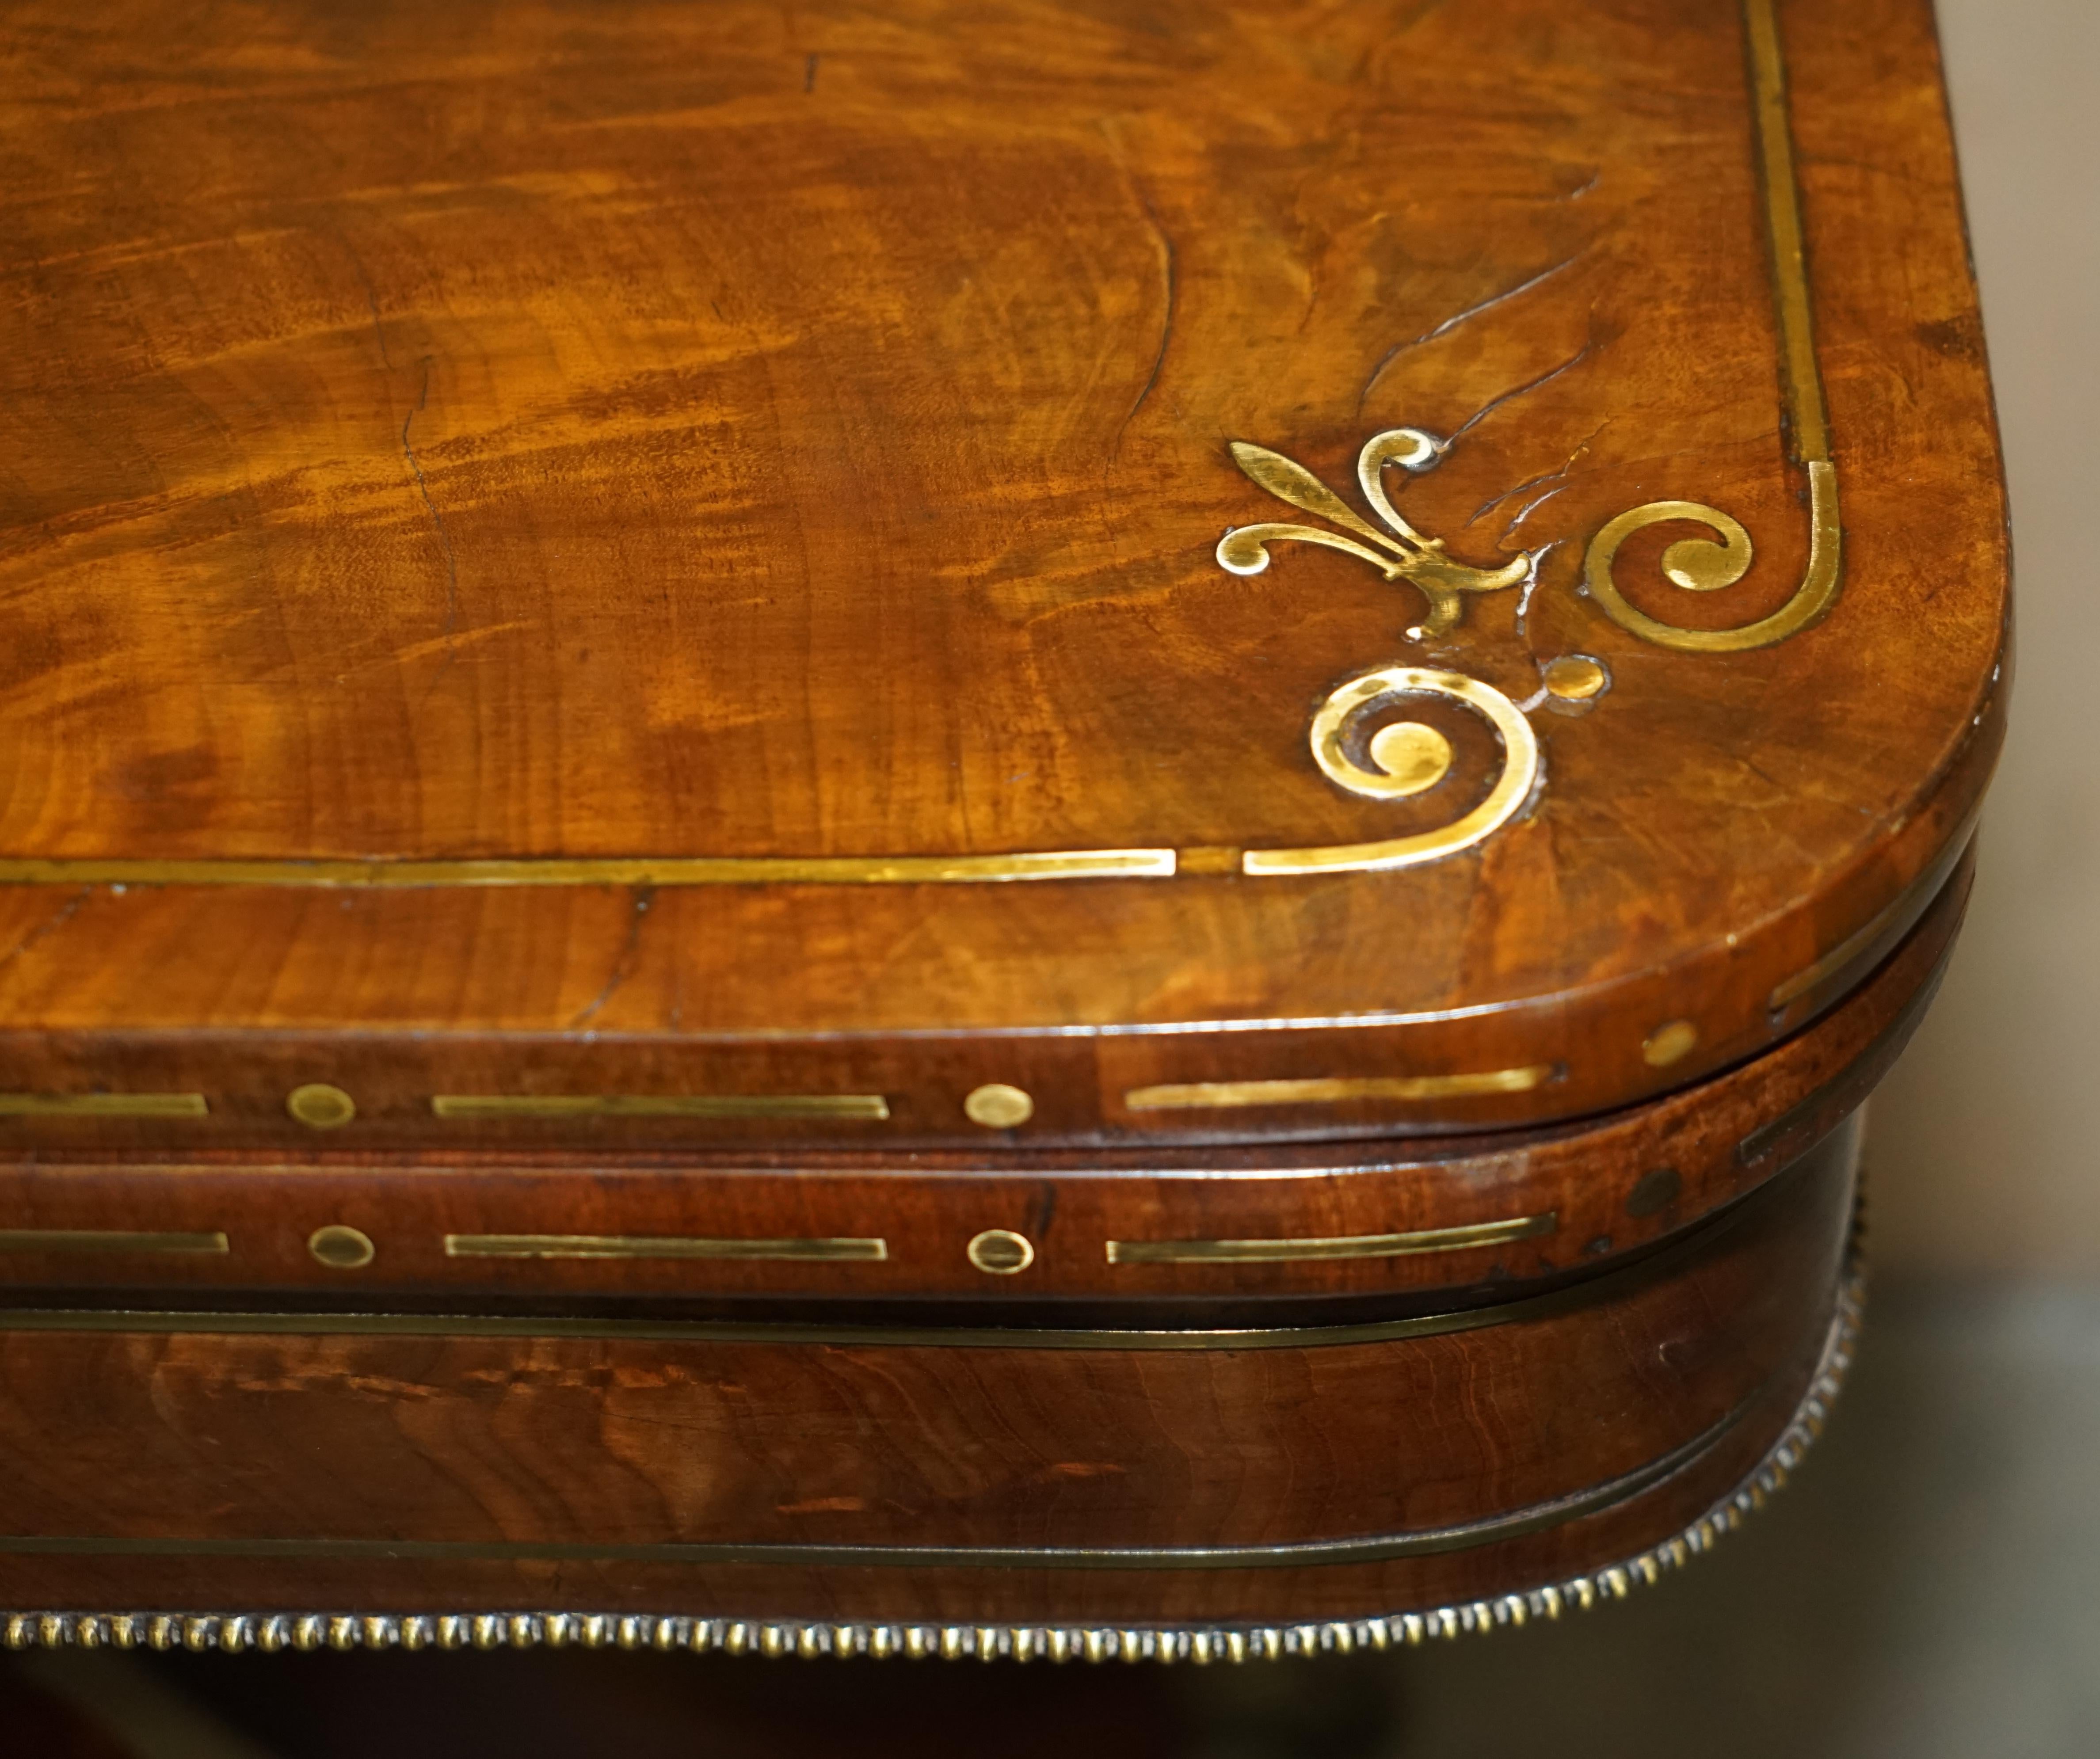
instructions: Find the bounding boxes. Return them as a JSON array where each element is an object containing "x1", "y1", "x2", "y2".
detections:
[
  {"x1": 0, "y1": 0, "x2": 2006, "y2": 1142},
  {"x1": 0, "y1": 1115, "x2": 1855, "y2": 1631},
  {"x1": 0, "y1": 850, "x2": 1960, "y2": 1309},
  {"x1": 0, "y1": 0, "x2": 2008, "y2": 1643}
]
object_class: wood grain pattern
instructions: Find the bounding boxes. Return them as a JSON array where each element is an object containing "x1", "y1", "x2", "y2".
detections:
[
  {"x1": 0, "y1": 849, "x2": 1957, "y2": 1307},
  {"x1": 0, "y1": 0, "x2": 2005, "y2": 1633},
  {"x1": 0, "y1": 0, "x2": 2007, "y2": 1142},
  {"x1": 0, "y1": 1114, "x2": 1855, "y2": 1629}
]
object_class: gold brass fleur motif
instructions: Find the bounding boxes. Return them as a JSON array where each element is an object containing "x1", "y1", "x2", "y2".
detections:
[
  {"x1": 1214, "y1": 426, "x2": 1544, "y2": 876},
  {"x1": 1218, "y1": 428, "x2": 1532, "y2": 639}
]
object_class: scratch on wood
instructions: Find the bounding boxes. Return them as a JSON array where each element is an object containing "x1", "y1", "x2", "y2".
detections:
[
  {"x1": 570, "y1": 887, "x2": 656, "y2": 1029},
  {"x1": 1447, "y1": 340, "x2": 1594, "y2": 446},
  {"x1": 403, "y1": 357, "x2": 462, "y2": 678},
  {"x1": 1360, "y1": 255, "x2": 1583, "y2": 414},
  {"x1": 1114, "y1": 189, "x2": 1177, "y2": 459}
]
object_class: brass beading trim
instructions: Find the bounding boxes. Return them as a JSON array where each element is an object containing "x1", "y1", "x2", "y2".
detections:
[{"x1": 0, "y1": 1270, "x2": 1864, "y2": 1663}]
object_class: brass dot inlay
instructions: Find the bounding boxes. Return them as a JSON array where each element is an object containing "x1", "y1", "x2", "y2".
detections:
[
  {"x1": 1543, "y1": 655, "x2": 1609, "y2": 701},
  {"x1": 287, "y1": 1083, "x2": 357, "y2": 1130},
  {"x1": 1642, "y1": 1020, "x2": 1700, "y2": 1068},
  {"x1": 966, "y1": 1229, "x2": 1035, "y2": 1275},
  {"x1": 1364, "y1": 721, "x2": 1454, "y2": 795},
  {"x1": 964, "y1": 1084, "x2": 1034, "y2": 1130},
  {"x1": 308, "y1": 1225, "x2": 375, "y2": 1270}
]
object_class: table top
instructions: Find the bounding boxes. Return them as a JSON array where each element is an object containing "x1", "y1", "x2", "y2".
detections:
[{"x1": 0, "y1": 0, "x2": 2007, "y2": 1145}]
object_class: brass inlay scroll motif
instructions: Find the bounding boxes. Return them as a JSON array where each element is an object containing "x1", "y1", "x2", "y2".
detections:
[
  {"x1": 1105, "y1": 1212, "x2": 1554, "y2": 1266},
  {"x1": 0, "y1": 0, "x2": 1838, "y2": 906},
  {"x1": 1218, "y1": 429, "x2": 1532, "y2": 640},
  {"x1": 1582, "y1": 0, "x2": 1840, "y2": 652},
  {"x1": 1212, "y1": 433, "x2": 1544, "y2": 875},
  {"x1": 1241, "y1": 668, "x2": 1540, "y2": 876}
]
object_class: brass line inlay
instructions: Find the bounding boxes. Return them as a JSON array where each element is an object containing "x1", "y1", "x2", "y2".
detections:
[
  {"x1": 1106, "y1": 1213, "x2": 1555, "y2": 1266},
  {"x1": 1125, "y1": 1066, "x2": 1554, "y2": 1112},
  {"x1": 0, "y1": 0, "x2": 1834, "y2": 894},
  {"x1": 1767, "y1": 825, "x2": 1977, "y2": 1023},
  {"x1": 0, "y1": 852, "x2": 1176, "y2": 889},
  {"x1": 0, "y1": 1158, "x2": 1820, "y2": 1353},
  {"x1": 0, "y1": 1094, "x2": 208, "y2": 1119},
  {"x1": 431, "y1": 1094, "x2": 892, "y2": 1123},
  {"x1": 1581, "y1": 0, "x2": 1841, "y2": 652},
  {"x1": 0, "y1": 1230, "x2": 228, "y2": 1256},
  {"x1": 444, "y1": 1234, "x2": 887, "y2": 1263}
]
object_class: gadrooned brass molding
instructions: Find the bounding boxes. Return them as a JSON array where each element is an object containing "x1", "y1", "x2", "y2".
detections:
[{"x1": 0, "y1": 1269, "x2": 1863, "y2": 1665}]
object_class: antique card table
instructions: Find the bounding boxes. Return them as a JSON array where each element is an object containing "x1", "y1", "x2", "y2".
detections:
[{"x1": 0, "y1": 0, "x2": 2007, "y2": 1660}]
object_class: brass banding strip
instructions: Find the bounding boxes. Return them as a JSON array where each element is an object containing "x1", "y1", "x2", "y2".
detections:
[
  {"x1": 0, "y1": 1094, "x2": 208, "y2": 1119},
  {"x1": 1125, "y1": 1067, "x2": 1552, "y2": 1112},
  {"x1": 1767, "y1": 826, "x2": 1976, "y2": 1023},
  {"x1": 0, "y1": 1153, "x2": 1816, "y2": 1352},
  {"x1": 444, "y1": 1234, "x2": 887, "y2": 1263},
  {"x1": 1580, "y1": 0, "x2": 1842, "y2": 654},
  {"x1": 0, "y1": 1392, "x2": 1750, "y2": 1574},
  {"x1": 1106, "y1": 1213, "x2": 1555, "y2": 1266},
  {"x1": 431, "y1": 1095, "x2": 891, "y2": 1122},
  {"x1": 1746, "y1": 0, "x2": 1828, "y2": 464},
  {"x1": 0, "y1": 1230, "x2": 228, "y2": 1256},
  {"x1": 0, "y1": 852, "x2": 1174, "y2": 888}
]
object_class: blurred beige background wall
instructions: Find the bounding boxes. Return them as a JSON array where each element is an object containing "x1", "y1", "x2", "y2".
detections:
[{"x1": 1869, "y1": 0, "x2": 2100, "y2": 1274}]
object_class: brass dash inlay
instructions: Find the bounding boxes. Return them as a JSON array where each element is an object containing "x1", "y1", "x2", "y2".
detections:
[
  {"x1": 444, "y1": 1234, "x2": 888, "y2": 1263},
  {"x1": 1106, "y1": 1214, "x2": 1555, "y2": 1267},
  {"x1": 0, "y1": 1094, "x2": 209, "y2": 1119},
  {"x1": 431, "y1": 1094, "x2": 891, "y2": 1122},
  {"x1": 0, "y1": 1230, "x2": 228, "y2": 1256},
  {"x1": 0, "y1": 851, "x2": 1174, "y2": 889},
  {"x1": 1767, "y1": 825, "x2": 1975, "y2": 1021},
  {"x1": 1124, "y1": 1067, "x2": 1553, "y2": 1112}
]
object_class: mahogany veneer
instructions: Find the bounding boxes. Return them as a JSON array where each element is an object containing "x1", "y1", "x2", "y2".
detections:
[{"x1": 0, "y1": 0, "x2": 2007, "y2": 1650}]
